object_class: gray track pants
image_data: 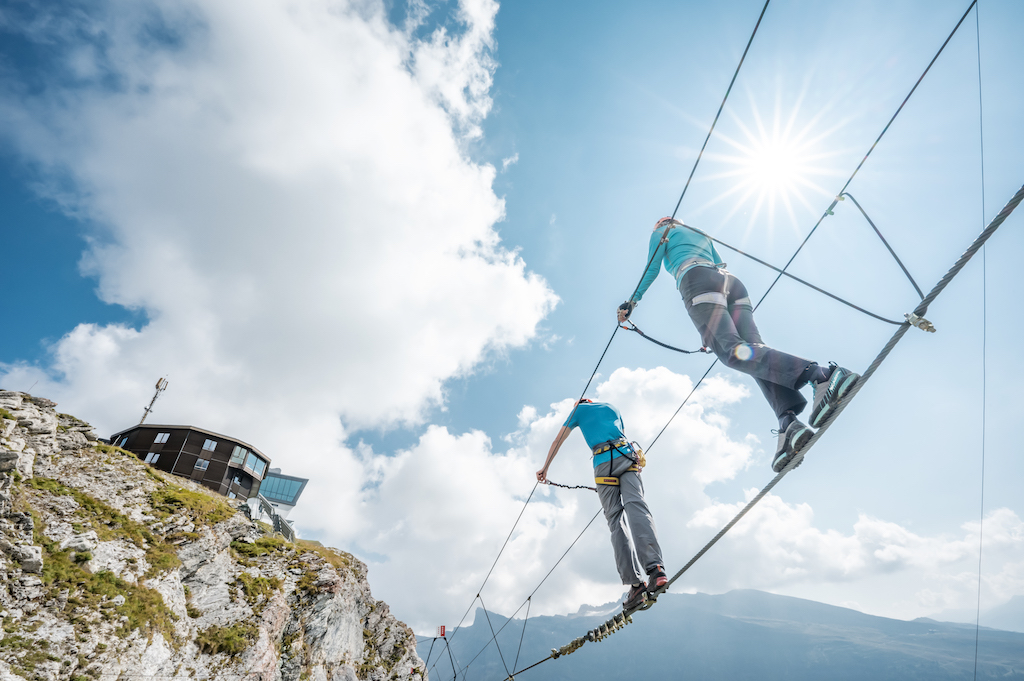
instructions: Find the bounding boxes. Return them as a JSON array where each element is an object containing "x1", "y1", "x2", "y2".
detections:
[
  {"x1": 595, "y1": 454, "x2": 664, "y2": 585},
  {"x1": 680, "y1": 266, "x2": 811, "y2": 418}
]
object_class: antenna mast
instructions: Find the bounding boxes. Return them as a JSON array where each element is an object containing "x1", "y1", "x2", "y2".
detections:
[{"x1": 140, "y1": 377, "x2": 169, "y2": 424}]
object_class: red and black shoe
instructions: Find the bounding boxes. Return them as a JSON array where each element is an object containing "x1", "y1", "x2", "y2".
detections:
[
  {"x1": 646, "y1": 565, "x2": 668, "y2": 600},
  {"x1": 623, "y1": 582, "x2": 648, "y2": 611}
]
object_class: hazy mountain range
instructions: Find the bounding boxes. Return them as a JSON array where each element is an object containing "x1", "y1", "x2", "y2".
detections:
[{"x1": 418, "y1": 590, "x2": 1024, "y2": 681}]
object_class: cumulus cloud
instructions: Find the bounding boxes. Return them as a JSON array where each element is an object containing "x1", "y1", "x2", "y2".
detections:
[
  {"x1": 0, "y1": 0, "x2": 558, "y2": 608},
  {"x1": 0, "y1": 0, "x2": 556, "y2": 434},
  {"x1": 344, "y1": 366, "x2": 759, "y2": 629}
]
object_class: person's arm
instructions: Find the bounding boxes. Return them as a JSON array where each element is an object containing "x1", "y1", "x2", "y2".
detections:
[
  {"x1": 618, "y1": 230, "x2": 667, "y2": 323},
  {"x1": 631, "y1": 229, "x2": 668, "y2": 303},
  {"x1": 537, "y1": 425, "x2": 573, "y2": 483}
]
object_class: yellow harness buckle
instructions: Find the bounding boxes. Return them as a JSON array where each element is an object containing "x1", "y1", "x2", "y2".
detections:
[{"x1": 595, "y1": 466, "x2": 640, "y2": 486}]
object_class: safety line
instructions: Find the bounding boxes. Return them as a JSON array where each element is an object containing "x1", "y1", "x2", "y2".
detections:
[
  {"x1": 509, "y1": 181, "x2": 1024, "y2": 681},
  {"x1": 679, "y1": 222, "x2": 904, "y2": 325},
  {"x1": 511, "y1": 597, "x2": 532, "y2": 674},
  {"x1": 472, "y1": 8, "x2": 775, "y2": 666},
  {"x1": 670, "y1": 0, "x2": 771, "y2": 218},
  {"x1": 442, "y1": 482, "x2": 540, "y2": 650},
  {"x1": 840, "y1": 193, "x2": 924, "y2": 299},
  {"x1": 620, "y1": 320, "x2": 711, "y2": 353},
  {"x1": 444, "y1": 636, "x2": 461, "y2": 681},
  {"x1": 755, "y1": 0, "x2": 977, "y2": 311},
  {"x1": 447, "y1": 509, "x2": 604, "y2": 680},
  {"x1": 636, "y1": 0, "x2": 979, "y2": 458},
  {"x1": 479, "y1": 595, "x2": 513, "y2": 679},
  {"x1": 972, "y1": 3, "x2": 987, "y2": 678},
  {"x1": 423, "y1": 637, "x2": 438, "y2": 673}
]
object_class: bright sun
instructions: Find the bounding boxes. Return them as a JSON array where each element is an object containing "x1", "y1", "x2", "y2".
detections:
[{"x1": 698, "y1": 96, "x2": 844, "y2": 234}]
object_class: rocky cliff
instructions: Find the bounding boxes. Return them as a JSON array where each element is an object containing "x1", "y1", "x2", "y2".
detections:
[{"x1": 0, "y1": 391, "x2": 423, "y2": 681}]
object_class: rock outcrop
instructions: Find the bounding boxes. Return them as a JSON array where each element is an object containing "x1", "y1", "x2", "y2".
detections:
[{"x1": 0, "y1": 391, "x2": 423, "y2": 681}]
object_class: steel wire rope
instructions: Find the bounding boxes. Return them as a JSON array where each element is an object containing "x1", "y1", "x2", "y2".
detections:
[
  {"x1": 643, "y1": 0, "x2": 979, "y2": 454},
  {"x1": 753, "y1": 0, "x2": 978, "y2": 311},
  {"x1": 443, "y1": 508, "x2": 604, "y2": 681},
  {"x1": 442, "y1": 481, "x2": 540, "y2": 653},
  {"x1": 839, "y1": 193, "x2": 924, "y2": 299},
  {"x1": 508, "y1": 182, "x2": 1024, "y2": 681},
  {"x1": 479, "y1": 595, "x2": 513, "y2": 679},
  {"x1": 511, "y1": 597, "x2": 532, "y2": 674},
  {"x1": 670, "y1": 0, "x2": 771, "y2": 218},
  {"x1": 972, "y1": 4, "x2": 987, "y2": 679},
  {"x1": 423, "y1": 636, "x2": 439, "y2": 674},
  {"x1": 439, "y1": 2, "x2": 773, "y2": 675}
]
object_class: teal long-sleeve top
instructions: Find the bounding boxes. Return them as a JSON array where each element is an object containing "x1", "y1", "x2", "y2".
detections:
[{"x1": 630, "y1": 225, "x2": 724, "y2": 302}]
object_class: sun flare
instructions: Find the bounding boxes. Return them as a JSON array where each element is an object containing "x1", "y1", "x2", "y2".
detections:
[{"x1": 698, "y1": 94, "x2": 847, "y2": 235}]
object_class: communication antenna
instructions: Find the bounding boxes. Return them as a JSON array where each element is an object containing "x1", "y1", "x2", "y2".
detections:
[{"x1": 140, "y1": 377, "x2": 169, "y2": 424}]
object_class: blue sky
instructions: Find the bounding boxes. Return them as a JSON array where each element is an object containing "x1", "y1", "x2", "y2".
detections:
[{"x1": 2, "y1": 0, "x2": 1023, "y2": 633}]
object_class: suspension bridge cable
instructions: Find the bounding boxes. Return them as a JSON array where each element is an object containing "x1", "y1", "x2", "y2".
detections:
[
  {"x1": 443, "y1": 482, "x2": 540, "y2": 650},
  {"x1": 446, "y1": 509, "x2": 604, "y2": 680},
  {"x1": 511, "y1": 597, "x2": 532, "y2": 674},
  {"x1": 435, "y1": 4, "x2": 775, "y2": 669},
  {"x1": 509, "y1": 182, "x2": 1024, "y2": 681},
  {"x1": 637, "y1": 0, "x2": 980, "y2": 457},
  {"x1": 972, "y1": 3, "x2": 987, "y2": 678},
  {"x1": 479, "y1": 595, "x2": 513, "y2": 679},
  {"x1": 671, "y1": 0, "x2": 771, "y2": 218},
  {"x1": 753, "y1": 0, "x2": 978, "y2": 310},
  {"x1": 435, "y1": 3, "x2": 981, "y2": 677},
  {"x1": 839, "y1": 193, "x2": 924, "y2": 299}
]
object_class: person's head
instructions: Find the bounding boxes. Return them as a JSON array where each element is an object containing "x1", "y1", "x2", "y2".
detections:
[
  {"x1": 654, "y1": 216, "x2": 680, "y2": 231},
  {"x1": 578, "y1": 398, "x2": 593, "y2": 406}
]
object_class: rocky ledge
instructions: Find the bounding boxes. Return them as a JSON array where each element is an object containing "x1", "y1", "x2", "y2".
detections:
[{"x1": 0, "y1": 391, "x2": 423, "y2": 681}]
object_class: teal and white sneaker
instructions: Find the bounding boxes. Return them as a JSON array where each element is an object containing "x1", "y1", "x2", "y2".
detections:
[
  {"x1": 772, "y1": 419, "x2": 812, "y2": 473},
  {"x1": 808, "y1": 364, "x2": 860, "y2": 428}
]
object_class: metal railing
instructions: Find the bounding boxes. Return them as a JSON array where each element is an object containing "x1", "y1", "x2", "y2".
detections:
[{"x1": 255, "y1": 493, "x2": 295, "y2": 542}]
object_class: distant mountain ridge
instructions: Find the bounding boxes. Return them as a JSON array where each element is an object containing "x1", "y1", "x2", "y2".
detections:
[{"x1": 419, "y1": 589, "x2": 1024, "y2": 681}]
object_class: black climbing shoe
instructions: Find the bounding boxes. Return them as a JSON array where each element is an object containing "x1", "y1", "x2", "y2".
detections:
[
  {"x1": 623, "y1": 583, "x2": 647, "y2": 611},
  {"x1": 772, "y1": 419, "x2": 812, "y2": 473},
  {"x1": 809, "y1": 364, "x2": 860, "y2": 428}
]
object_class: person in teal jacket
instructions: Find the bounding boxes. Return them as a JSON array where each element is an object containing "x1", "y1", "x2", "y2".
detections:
[
  {"x1": 537, "y1": 399, "x2": 667, "y2": 611},
  {"x1": 617, "y1": 217, "x2": 859, "y2": 472}
]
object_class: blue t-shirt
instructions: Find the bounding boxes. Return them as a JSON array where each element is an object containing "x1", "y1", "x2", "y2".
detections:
[
  {"x1": 632, "y1": 224, "x2": 724, "y2": 302},
  {"x1": 563, "y1": 402, "x2": 625, "y2": 451}
]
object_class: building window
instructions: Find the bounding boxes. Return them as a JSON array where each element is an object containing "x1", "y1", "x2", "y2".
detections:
[
  {"x1": 118, "y1": 436, "x2": 129, "y2": 448},
  {"x1": 228, "y1": 491, "x2": 236, "y2": 499},
  {"x1": 252, "y1": 458, "x2": 267, "y2": 478},
  {"x1": 230, "y1": 445, "x2": 247, "y2": 465},
  {"x1": 144, "y1": 452, "x2": 160, "y2": 464},
  {"x1": 244, "y1": 452, "x2": 258, "y2": 471},
  {"x1": 154, "y1": 432, "x2": 170, "y2": 444},
  {"x1": 202, "y1": 439, "x2": 217, "y2": 452},
  {"x1": 194, "y1": 459, "x2": 210, "y2": 471}
]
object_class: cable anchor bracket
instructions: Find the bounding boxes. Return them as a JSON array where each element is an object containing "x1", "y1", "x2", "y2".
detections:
[
  {"x1": 825, "y1": 194, "x2": 845, "y2": 216},
  {"x1": 905, "y1": 312, "x2": 936, "y2": 333}
]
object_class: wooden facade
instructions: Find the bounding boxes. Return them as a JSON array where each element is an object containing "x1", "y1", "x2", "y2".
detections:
[{"x1": 109, "y1": 424, "x2": 271, "y2": 500}]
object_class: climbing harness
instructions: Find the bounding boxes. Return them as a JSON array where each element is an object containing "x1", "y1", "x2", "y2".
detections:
[{"x1": 595, "y1": 466, "x2": 639, "y2": 486}]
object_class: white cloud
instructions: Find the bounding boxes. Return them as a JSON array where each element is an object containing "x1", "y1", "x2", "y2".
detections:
[
  {"x1": 0, "y1": 0, "x2": 556, "y2": 622},
  {"x1": 501, "y1": 152, "x2": 518, "y2": 171},
  {"x1": 0, "y1": 0, "x2": 556, "y2": 435},
  {"x1": 342, "y1": 366, "x2": 759, "y2": 630}
]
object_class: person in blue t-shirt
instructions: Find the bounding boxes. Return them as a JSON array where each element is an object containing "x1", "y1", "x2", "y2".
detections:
[
  {"x1": 617, "y1": 217, "x2": 861, "y2": 473},
  {"x1": 536, "y1": 399, "x2": 666, "y2": 611}
]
